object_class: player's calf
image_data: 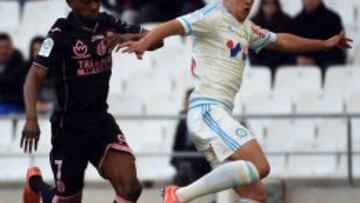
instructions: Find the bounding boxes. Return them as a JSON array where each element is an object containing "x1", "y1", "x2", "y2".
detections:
[{"x1": 113, "y1": 180, "x2": 142, "y2": 202}]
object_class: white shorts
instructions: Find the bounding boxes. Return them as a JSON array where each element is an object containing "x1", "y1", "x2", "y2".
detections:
[{"x1": 187, "y1": 97, "x2": 255, "y2": 167}]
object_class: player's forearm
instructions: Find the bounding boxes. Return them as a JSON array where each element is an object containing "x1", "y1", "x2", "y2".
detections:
[
  {"x1": 23, "y1": 66, "x2": 45, "y2": 121},
  {"x1": 140, "y1": 20, "x2": 185, "y2": 50},
  {"x1": 270, "y1": 33, "x2": 329, "y2": 53}
]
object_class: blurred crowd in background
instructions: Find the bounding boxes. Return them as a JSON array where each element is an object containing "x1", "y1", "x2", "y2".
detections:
[{"x1": 0, "y1": 0, "x2": 349, "y2": 116}]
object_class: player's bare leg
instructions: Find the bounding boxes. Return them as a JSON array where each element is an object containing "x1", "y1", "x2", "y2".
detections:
[
  {"x1": 53, "y1": 194, "x2": 82, "y2": 203},
  {"x1": 230, "y1": 140, "x2": 270, "y2": 203},
  {"x1": 101, "y1": 149, "x2": 142, "y2": 202},
  {"x1": 163, "y1": 139, "x2": 269, "y2": 203}
]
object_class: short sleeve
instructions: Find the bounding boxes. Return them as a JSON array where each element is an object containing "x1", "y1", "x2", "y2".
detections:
[
  {"x1": 33, "y1": 26, "x2": 63, "y2": 70},
  {"x1": 104, "y1": 13, "x2": 142, "y2": 34},
  {"x1": 248, "y1": 23, "x2": 277, "y2": 53},
  {"x1": 176, "y1": 4, "x2": 217, "y2": 36}
]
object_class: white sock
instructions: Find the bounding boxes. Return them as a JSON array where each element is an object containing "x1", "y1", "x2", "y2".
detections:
[
  {"x1": 239, "y1": 199, "x2": 260, "y2": 203},
  {"x1": 175, "y1": 160, "x2": 260, "y2": 203}
]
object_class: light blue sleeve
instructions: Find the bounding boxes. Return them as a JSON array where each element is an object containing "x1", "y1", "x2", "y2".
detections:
[{"x1": 176, "y1": 4, "x2": 218, "y2": 35}]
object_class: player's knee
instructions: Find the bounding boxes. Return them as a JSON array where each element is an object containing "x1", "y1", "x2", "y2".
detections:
[
  {"x1": 114, "y1": 179, "x2": 142, "y2": 201},
  {"x1": 255, "y1": 159, "x2": 270, "y2": 179}
]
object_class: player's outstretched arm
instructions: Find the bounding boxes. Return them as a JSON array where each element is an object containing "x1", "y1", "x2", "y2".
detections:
[
  {"x1": 267, "y1": 31, "x2": 352, "y2": 53},
  {"x1": 21, "y1": 65, "x2": 47, "y2": 154},
  {"x1": 119, "y1": 20, "x2": 185, "y2": 59}
]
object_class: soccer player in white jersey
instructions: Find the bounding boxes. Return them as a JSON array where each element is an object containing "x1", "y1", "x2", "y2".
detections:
[{"x1": 120, "y1": 0, "x2": 352, "y2": 202}]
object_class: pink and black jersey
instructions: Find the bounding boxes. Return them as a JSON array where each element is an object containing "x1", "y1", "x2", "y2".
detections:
[{"x1": 34, "y1": 12, "x2": 142, "y2": 124}]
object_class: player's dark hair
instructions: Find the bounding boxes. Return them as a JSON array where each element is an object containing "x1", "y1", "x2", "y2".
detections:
[{"x1": 0, "y1": 32, "x2": 11, "y2": 42}]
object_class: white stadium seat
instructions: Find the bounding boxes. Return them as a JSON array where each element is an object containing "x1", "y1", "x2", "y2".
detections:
[
  {"x1": 352, "y1": 119, "x2": 360, "y2": 147},
  {"x1": 317, "y1": 119, "x2": 348, "y2": 151},
  {"x1": 108, "y1": 94, "x2": 144, "y2": 116},
  {"x1": 279, "y1": 0, "x2": 302, "y2": 17},
  {"x1": 325, "y1": 66, "x2": 360, "y2": 98},
  {"x1": 0, "y1": 157, "x2": 30, "y2": 181},
  {"x1": 22, "y1": 0, "x2": 70, "y2": 32},
  {"x1": 245, "y1": 92, "x2": 293, "y2": 115},
  {"x1": 287, "y1": 155, "x2": 337, "y2": 177},
  {"x1": 265, "y1": 120, "x2": 315, "y2": 152},
  {"x1": 125, "y1": 73, "x2": 173, "y2": 98},
  {"x1": 324, "y1": 0, "x2": 356, "y2": 25},
  {"x1": 239, "y1": 67, "x2": 272, "y2": 100},
  {"x1": 112, "y1": 52, "x2": 153, "y2": 80},
  {"x1": 0, "y1": 119, "x2": 13, "y2": 153},
  {"x1": 295, "y1": 91, "x2": 344, "y2": 114},
  {"x1": 354, "y1": 155, "x2": 360, "y2": 178},
  {"x1": 346, "y1": 91, "x2": 360, "y2": 113},
  {"x1": 36, "y1": 119, "x2": 52, "y2": 153},
  {"x1": 267, "y1": 155, "x2": 286, "y2": 177},
  {"x1": 144, "y1": 95, "x2": 181, "y2": 116},
  {"x1": 33, "y1": 156, "x2": 53, "y2": 182},
  {"x1": 245, "y1": 92, "x2": 293, "y2": 141},
  {"x1": 0, "y1": 1, "x2": 20, "y2": 29},
  {"x1": 274, "y1": 66, "x2": 321, "y2": 99}
]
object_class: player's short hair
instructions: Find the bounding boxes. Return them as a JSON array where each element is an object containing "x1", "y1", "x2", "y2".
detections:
[{"x1": 0, "y1": 33, "x2": 11, "y2": 42}]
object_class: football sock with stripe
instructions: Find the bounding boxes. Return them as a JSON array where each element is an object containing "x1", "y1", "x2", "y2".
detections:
[{"x1": 175, "y1": 160, "x2": 260, "y2": 202}]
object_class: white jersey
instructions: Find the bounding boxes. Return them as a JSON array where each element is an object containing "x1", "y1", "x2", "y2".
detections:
[{"x1": 177, "y1": 3, "x2": 276, "y2": 108}]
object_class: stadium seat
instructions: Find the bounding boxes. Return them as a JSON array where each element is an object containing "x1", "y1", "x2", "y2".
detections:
[
  {"x1": 346, "y1": 91, "x2": 360, "y2": 113},
  {"x1": 151, "y1": 46, "x2": 191, "y2": 77},
  {"x1": 324, "y1": 0, "x2": 356, "y2": 25},
  {"x1": 108, "y1": 94, "x2": 144, "y2": 116},
  {"x1": 33, "y1": 156, "x2": 53, "y2": 182},
  {"x1": 0, "y1": 156, "x2": 30, "y2": 181},
  {"x1": 354, "y1": 155, "x2": 360, "y2": 178},
  {"x1": 325, "y1": 66, "x2": 360, "y2": 98},
  {"x1": 0, "y1": 1, "x2": 20, "y2": 29},
  {"x1": 85, "y1": 164, "x2": 103, "y2": 182},
  {"x1": 239, "y1": 67, "x2": 272, "y2": 100},
  {"x1": 22, "y1": 0, "x2": 70, "y2": 32},
  {"x1": 279, "y1": 0, "x2": 302, "y2": 17},
  {"x1": 124, "y1": 73, "x2": 173, "y2": 98},
  {"x1": 0, "y1": 119, "x2": 13, "y2": 153},
  {"x1": 317, "y1": 119, "x2": 348, "y2": 151},
  {"x1": 36, "y1": 119, "x2": 52, "y2": 153},
  {"x1": 352, "y1": 118, "x2": 360, "y2": 145},
  {"x1": 295, "y1": 91, "x2": 344, "y2": 114},
  {"x1": 274, "y1": 66, "x2": 322, "y2": 99},
  {"x1": 265, "y1": 120, "x2": 315, "y2": 152},
  {"x1": 267, "y1": 155, "x2": 286, "y2": 177},
  {"x1": 245, "y1": 92, "x2": 293, "y2": 115},
  {"x1": 112, "y1": 52, "x2": 153, "y2": 80},
  {"x1": 287, "y1": 155, "x2": 337, "y2": 177},
  {"x1": 245, "y1": 92, "x2": 293, "y2": 141},
  {"x1": 144, "y1": 95, "x2": 181, "y2": 116}
]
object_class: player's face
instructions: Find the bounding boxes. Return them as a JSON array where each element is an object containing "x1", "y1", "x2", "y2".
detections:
[
  {"x1": 226, "y1": 0, "x2": 254, "y2": 21},
  {"x1": 68, "y1": 0, "x2": 101, "y2": 20},
  {"x1": 0, "y1": 40, "x2": 13, "y2": 63},
  {"x1": 302, "y1": 0, "x2": 322, "y2": 12}
]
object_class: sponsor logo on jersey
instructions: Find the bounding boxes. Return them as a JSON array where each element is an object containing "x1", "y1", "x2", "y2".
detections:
[
  {"x1": 97, "y1": 40, "x2": 107, "y2": 56},
  {"x1": 226, "y1": 40, "x2": 249, "y2": 60},
  {"x1": 72, "y1": 40, "x2": 90, "y2": 59}
]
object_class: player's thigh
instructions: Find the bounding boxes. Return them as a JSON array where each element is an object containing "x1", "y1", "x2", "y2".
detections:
[
  {"x1": 235, "y1": 182, "x2": 266, "y2": 203},
  {"x1": 100, "y1": 149, "x2": 140, "y2": 189},
  {"x1": 229, "y1": 139, "x2": 270, "y2": 178},
  {"x1": 55, "y1": 194, "x2": 82, "y2": 203}
]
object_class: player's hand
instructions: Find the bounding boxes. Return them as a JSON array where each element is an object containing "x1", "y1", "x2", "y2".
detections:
[
  {"x1": 105, "y1": 33, "x2": 141, "y2": 51},
  {"x1": 21, "y1": 119, "x2": 40, "y2": 154},
  {"x1": 119, "y1": 41, "x2": 146, "y2": 60},
  {"x1": 325, "y1": 31, "x2": 353, "y2": 49}
]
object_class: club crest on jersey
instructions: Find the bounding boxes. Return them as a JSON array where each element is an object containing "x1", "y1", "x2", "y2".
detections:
[
  {"x1": 97, "y1": 40, "x2": 107, "y2": 56},
  {"x1": 72, "y1": 40, "x2": 90, "y2": 59},
  {"x1": 226, "y1": 40, "x2": 249, "y2": 60}
]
